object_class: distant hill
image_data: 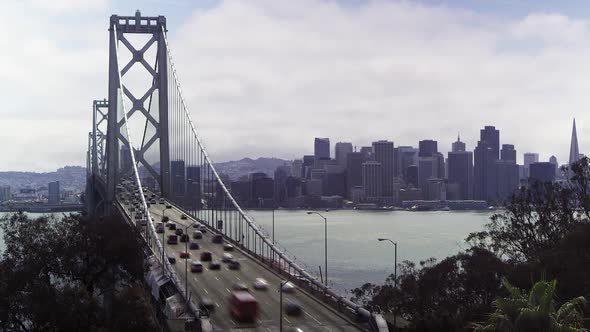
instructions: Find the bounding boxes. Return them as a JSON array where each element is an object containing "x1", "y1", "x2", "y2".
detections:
[
  {"x1": 0, "y1": 166, "x2": 86, "y2": 191},
  {"x1": 213, "y1": 157, "x2": 292, "y2": 180}
]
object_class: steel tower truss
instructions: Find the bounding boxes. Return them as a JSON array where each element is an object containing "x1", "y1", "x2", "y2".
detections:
[{"x1": 106, "y1": 11, "x2": 170, "y2": 204}]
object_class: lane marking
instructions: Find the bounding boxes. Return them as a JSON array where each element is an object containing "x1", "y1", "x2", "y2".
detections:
[
  {"x1": 284, "y1": 317, "x2": 291, "y2": 324},
  {"x1": 236, "y1": 276, "x2": 241, "y2": 281},
  {"x1": 230, "y1": 319, "x2": 237, "y2": 325},
  {"x1": 214, "y1": 276, "x2": 219, "y2": 281},
  {"x1": 203, "y1": 288, "x2": 209, "y2": 294},
  {"x1": 226, "y1": 288, "x2": 231, "y2": 294},
  {"x1": 215, "y1": 302, "x2": 220, "y2": 307},
  {"x1": 305, "y1": 310, "x2": 322, "y2": 325},
  {"x1": 324, "y1": 328, "x2": 334, "y2": 332}
]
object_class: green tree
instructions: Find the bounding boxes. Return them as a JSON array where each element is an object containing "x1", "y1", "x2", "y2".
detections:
[{"x1": 473, "y1": 278, "x2": 586, "y2": 332}]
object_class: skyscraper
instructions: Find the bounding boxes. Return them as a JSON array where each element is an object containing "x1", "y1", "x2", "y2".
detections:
[
  {"x1": 335, "y1": 142, "x2": 353, "y2": 167},
  {"x1": 314, "y1": 138, "x2": 330, "y2": 160},
  {"x1": 170, "y1": 160, "x2": 186, "y2": 204},
  {"x1": 452, "y1": 134, "x2": 466, "y2": 152},
  {"x1": 48, "y1": 181, "x2": 60, "y2": 205},
  {"x1": 362, "y1": 161, "x2": 382, "y2": 202},
  {"x1": 372, "y1": 140, "x2": 395, "y2": 197},
  {"x1": 530, "y1": 162, "x2": 556, "y2": 183},
  {"x1": 523, "y1": 153, "x2": 539, "y2": 178},
  {"x1": 569, "y1": 118, "x2": 580, "y2": 165},
  {"x1": 501, "y1": 144, "x2": 517, "y2": 163},
  {"x1": 448, "y1": 149, "x2": 473, "y2": 200},
  {"x1": 186, "y1": 165, "x2": 202, "y2": 210},
  {"x1": 346, "y1": 152, "x2": 364, "y2": 198},
  {"x1": 474, "y1": 141, "x2": 495, "y2": 202},
  {"x1": 274, "y1": 166, "x2": 290, "y2": 206},
  {"x1": 480, "y1": 126, "x2": 500, "y2": 159},
  {"x1": 418, "y1": 140, "x2": 437, "y2": 157}
]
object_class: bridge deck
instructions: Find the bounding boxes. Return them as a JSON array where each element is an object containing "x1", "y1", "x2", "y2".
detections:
[{"x1": 121, "y1": 198, "x2": 362, "y2": 331}]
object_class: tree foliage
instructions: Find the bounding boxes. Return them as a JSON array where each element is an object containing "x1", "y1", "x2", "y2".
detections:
[
  {"x1": 0, "y1": 212, "x2": 158, "y2": 332},
  {"x1": 473, "y1": 278, "x2": 586, "y2": 332}
]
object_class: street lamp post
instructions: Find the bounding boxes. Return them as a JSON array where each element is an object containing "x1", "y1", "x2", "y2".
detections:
[
  {"x1": 279, "y1": 277, "x2": 293, "y2": 331},
  {"x1": 307, "y1": 211, "x2": 328, "y2": 287},
  {"x1": 378, "y1": 238, "x2": 398, "y2": 330},
  {"x1": 161, "y1": 206, "x2": 170, "y2": 273}
]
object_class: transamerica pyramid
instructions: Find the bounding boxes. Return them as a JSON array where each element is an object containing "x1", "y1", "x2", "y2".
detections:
[{"x1": 569, "y1": 118, "x2": 580, "y2": 165}]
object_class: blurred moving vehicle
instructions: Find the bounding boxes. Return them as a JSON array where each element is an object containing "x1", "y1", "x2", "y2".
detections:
[
  {"x1": 253, "y1": 278, "x2": 268, "y2": 290},
  {"x1": 229, "y1": 291, "x2": 258, "y2": 322}
]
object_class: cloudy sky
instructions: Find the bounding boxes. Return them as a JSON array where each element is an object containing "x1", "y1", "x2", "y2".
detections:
[{"x1": 1, "y1": 0, "x2": 590, "y2": 171}]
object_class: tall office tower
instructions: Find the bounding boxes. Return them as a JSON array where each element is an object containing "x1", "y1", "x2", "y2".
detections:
[
  {"x1": 252, "y1": 176, "x2": 274, "y2": 206},
  {"x1": 452, "y1": 134, "x2": 466, "y2": 152},
  {"x1": 120, "y1": 145, "x2": 133, "y2": 173},
  {"x1": 406, "y1": 165, "x2": 419, "y2": 188},
  {"x1": 362, "y1": 161, "x2": 382, "y2": 202},
  {"x1": 569, "y1": 118, "x2": 580, "y2": 165},
  {"x1": 302, "y1": 155, "x2": 315, "y2": 179},
  {"x1": 530, "y1": 162, "x2": 556, "y2": 183},
  {"x1": 335, "y1": 142, "x2": 353, "y2": 167},
  {"x1": 434, "y1": 152, "x2": 445, "y2": 179},
  {"x1": 48, "y1": 181, "x2": 60, "y2": 205},
  {"x1": 523, "y1": 153, "x2": 539, "y2": 178},
  {"x1": 170, "y1": 160, "x2": 186, "y2": 204},
  {"x1": 419, "y1": 140, "x2": 438, "y2": 157},
  {"x1": 398, "y1": 147, "x2": 418, "y2": 182},
  {"x1": 418, "y1": 156, "x2": 436, "y2": 194},
  {"x1": 480, "y1": 126, "x2": 500, "y2": 159},
  {"x1": 494, "y1": 160, "x2": 519, "y2": 204},
  {"x1": 0, "y1": 185, "x2": 11, "y2": 202},
  {"x1": 285, "y1": 176, "x2": 303, "y2": 199},
  {"x1": 501, "y1": 144, "x2": 517, "y2": 163},
  {"x1": 372, "y1": 140, "x2": 395, "y2": 196},
  {"x1": 323, "y1": 165, "x2": 346, "y2": 197},
  {"x1": 292, "y1": 159, "x2": 303, "y2": 178},
  {"x1": 474, "y1": 141, "x2": 495, "y2": 202},
  {"x1": 346, "y1": 152, "x2": 364, "y2": 198},
  {"x1": 360, "y1": 146, "x2": 373, "y2": 161},
  {"x1": 274, "y1": 166, "x2": 290, "y2": 206},
  {"x1": 185, "y1": 165, "x2": 202, "y2": 210},
  {"x1": 314, "y1": 138, "x2": 330, "y2": 160},
  {"x1": 447, "y1": 150, "x2": 473, "y2": 200}
]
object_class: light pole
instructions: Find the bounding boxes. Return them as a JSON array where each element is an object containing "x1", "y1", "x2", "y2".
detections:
[
  {"x1": 378, "y1": 238, "x2": 398, "y2": 330},
  {"x1": 279, "y1": 277, "x2": 293, "y2": 331},
  {"x1": 307, "y1": 211, "x2": 328, "y2": 287}
]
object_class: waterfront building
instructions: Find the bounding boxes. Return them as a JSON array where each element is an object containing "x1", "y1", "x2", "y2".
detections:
[
  {"x1": 346, "y1": 152, "x2": 364, "y2": 198},
  {"x1": 474, "y1": 140, "x2": 495, "y2": 202},
  {"x1": 362, "y1": 161, "x2": 382, "y2": 202},
  {"x1": 494, "y1": 160, "x2": 519, "y2": 204},
  {"x1": 0, "y1": 185, "x2": 10, "y2": 202},
  {"x1": 447, "y1": 144, "x2": 473, "y2": 200},
  {"x1": 48, "y1": 181, "x2": 60, "y2": 205},
  {"x1": 372, "y1": 140, "x2": 395, "y2": 197}
]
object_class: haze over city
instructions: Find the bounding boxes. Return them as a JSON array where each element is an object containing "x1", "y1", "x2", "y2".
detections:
[{"x1": 2, "y1": 0, "x2": 590, "y2": 171}]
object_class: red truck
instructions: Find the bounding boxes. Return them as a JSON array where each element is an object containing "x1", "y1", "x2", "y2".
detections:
[{"x1": 229, "y1": 291, "x2": 258, "y2": 322}]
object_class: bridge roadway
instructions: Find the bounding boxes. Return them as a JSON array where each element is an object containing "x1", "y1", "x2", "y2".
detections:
[{"x1": 139, "y1": 200, "x2": 362, "y2": 331}]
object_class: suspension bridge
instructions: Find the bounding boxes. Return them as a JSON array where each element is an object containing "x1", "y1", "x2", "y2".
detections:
[{"x1": 86, "y1": 11, "x2": 388, "y2": 332}]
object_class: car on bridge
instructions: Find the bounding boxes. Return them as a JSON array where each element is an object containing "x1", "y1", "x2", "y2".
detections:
[
  {"x1": 159, "y1": 198, "x2": 165, "y2": 204},
  {"x1": 253, "y1": 278, "x2": 268, "y2": 290},
  {"x1": 167, "y1": 235, "x2": 178, "y2": 245},
  {"x1": 189, "y1": 241, "x2": 200, "y2": 250},
  {"x1": 180, "y1": 251, "x2": 190, "y2": 259},
  {"x1": 223, "y1": 244, "x2": 234, "y2": 251},
  {"x1": 167, "y1": 254, "x2": 176, "y2": 264},
  {"x1": 190, "y1": 261, "x2": 203, "y2": 273},
  {"x1": 228, "y1": 259, "x2": 241, "y2": 270},
  {"x1": 281, "y1": 282, "x2": 296, "y2": 293},
  {"x1": 192, "y1": 231, "x2": 203, "y2": 239},
  {"x1": 168, "y1": 223, "x2": 176, "y2": 230},
  {"x1": 285, "y1": 302, "x2": 303, "y2": 316},
  {"x1": 232, "y1": 282, "x2": 249, "y2": 292},
  {"x1": 198, "y1": 225, "x2": 207, "y2": 232},
  {"x1": 175, "y1": 228, "x2": 183, "y2": 236},
  {"x1": 200, "y1": 251, "x2": 212, "y2": 261},
  {"x1": 212, "y1": 234, "x2": 222, "y2": 243},
  {"x1": 221, "y1": 253, "x2": 233, "y2": 262},
  {"x1": 166, "y1": 204, "x2": 172, "y2": 209},
  {"x1": 180, "y1": 234, "x2": 189, "y2": 242},
  {"x1": 181, "y1": 214, "x2": 187, "y2": 220},
  {"x1": 156, "y1": 224, "x2": 165, "y2": 233},
  {"x1": 208, "y1": 260, "x2": 221, "y2": 270}
]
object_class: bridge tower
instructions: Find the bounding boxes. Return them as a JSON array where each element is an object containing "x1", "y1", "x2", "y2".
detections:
[{"x1": 105, "y1": 11, "x2": 170, "y2": 210}]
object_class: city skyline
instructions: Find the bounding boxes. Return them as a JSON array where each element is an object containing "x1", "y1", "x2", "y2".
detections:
[{"x1": 3, "y1": 0, "x2": 590, "y2": 171}]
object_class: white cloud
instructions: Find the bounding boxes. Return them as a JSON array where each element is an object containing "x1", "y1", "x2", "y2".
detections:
[{"x1": 1, "y1": 0, "x2": 590, "y2": 171}]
